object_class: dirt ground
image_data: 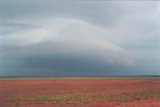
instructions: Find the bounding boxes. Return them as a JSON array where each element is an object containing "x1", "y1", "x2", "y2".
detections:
[{"x1": 0, "y1": 77, "x2": 160, "y2": 107}]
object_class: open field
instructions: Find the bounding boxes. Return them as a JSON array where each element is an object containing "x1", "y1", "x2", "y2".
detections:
[{"x1": 0, "y1": 77, "x2": 160, "y2": 107}]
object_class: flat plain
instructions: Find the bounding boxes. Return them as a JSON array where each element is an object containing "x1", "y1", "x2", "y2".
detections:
[{"x1": 0, "y1": 77, "x2": 160, "y2": 107}]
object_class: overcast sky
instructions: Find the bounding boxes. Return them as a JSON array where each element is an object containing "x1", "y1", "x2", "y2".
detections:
[{"x1": 0, "y1": 0, "x2": 160, "y2": 76}]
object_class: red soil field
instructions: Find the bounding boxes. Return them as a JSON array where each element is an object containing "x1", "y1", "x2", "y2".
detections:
[{"x1": 0, "y1": 77, "x2": 160, "y2": 107}]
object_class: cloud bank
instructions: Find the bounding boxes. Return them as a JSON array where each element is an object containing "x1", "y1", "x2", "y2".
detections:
[{"x1": 0, "y1": 0, "x2": 160, "y2": 76}]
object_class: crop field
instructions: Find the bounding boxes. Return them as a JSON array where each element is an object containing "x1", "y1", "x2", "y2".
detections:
[{"x1": 0, "y1": 77, "x2": 160, "y2": 107}]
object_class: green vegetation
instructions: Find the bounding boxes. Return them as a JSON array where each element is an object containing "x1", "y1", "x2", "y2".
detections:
[
  {"x1": 9, "y1": 96, "x2": 20, "y2": 102},
  {"x1": 25, "y1": 90, "x2": 160, "y2": 104},
  {"x1": 26, "y1": 95, "x2": 92, "y2": 104},
  {"x1": 130, "y1": 90, "x2": 160, "y2": 100}
]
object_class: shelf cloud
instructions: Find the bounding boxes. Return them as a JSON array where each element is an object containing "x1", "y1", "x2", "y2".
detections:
[{"x1": 0, "y1": 0, "x2": 160, "y2": 76}]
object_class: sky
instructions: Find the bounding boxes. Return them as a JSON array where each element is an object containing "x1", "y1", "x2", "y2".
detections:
[{"x1": 0, "y1": 0, "x2": 160, "y2": 76}]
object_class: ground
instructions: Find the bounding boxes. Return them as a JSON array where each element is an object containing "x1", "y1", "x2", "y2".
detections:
[{"x1": 0, "y1": 77, "x2": 160, "y2": 107}]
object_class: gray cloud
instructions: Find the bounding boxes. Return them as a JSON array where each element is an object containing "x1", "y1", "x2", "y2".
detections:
[{"x1": 0, "y1": 0, "x2": 160, "y2": 76}]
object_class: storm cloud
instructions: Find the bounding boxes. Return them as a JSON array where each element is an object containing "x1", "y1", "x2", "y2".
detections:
[{"x1": 0, "y1": 0, "x2": 160, "y2": 76}]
